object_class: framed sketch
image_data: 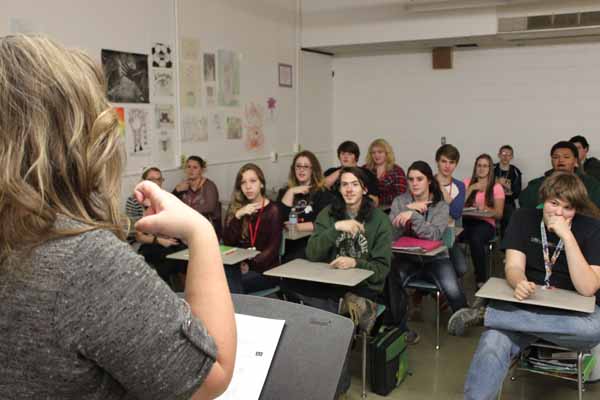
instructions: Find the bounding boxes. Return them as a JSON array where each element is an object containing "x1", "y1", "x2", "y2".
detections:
[{"x1": 278, "y1": 63, "x2": 292, "y2": 88}]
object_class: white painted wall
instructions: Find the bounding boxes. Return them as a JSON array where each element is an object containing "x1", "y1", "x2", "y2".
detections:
[{"x1": 331, "y1": 42, "x2": 600, "y2": 184}]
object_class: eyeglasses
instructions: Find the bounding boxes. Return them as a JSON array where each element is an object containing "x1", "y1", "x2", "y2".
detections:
[
  {"x1": 295, "y1": 164, "x2": 312, "y2": 170},
  {"x1": 148, "y1": 177, "x2": 164, "y2": 183}
]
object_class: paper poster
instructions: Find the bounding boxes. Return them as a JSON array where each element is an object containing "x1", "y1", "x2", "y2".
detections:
[
  {"x1": 180, "y1": 62, "x2": 202, "y2": 108},
  {"x1": 182, "y1": 111, "x2": 208, "y2": 142},
  {"x1": 102, "y1": 49, "x2": 149, "y2": 103},
  {"x1": 155, "y1": 104, "x2": 175, "y2": 129},
  {"x1": 127, "y1": 108, "x2": 151, "y2": 156},
  {"x1": 152, "y1": 69, "x2": 174, "y2": 98},
  {"x1": 115, "y1": 107, "x2": 125, "y2": 136},
  {"x1": 158, "y1": 130, "x2": 172, "y2": 152},
  {"x1": 210, "y1": 112, "x2": 224, "y2": 137},
  {"x1": 218, "y1": 49, "x2": 240, "y2": 107},
  {"x1": 151, "y1": 43, "x2": 173, "y2": 68},
  {"x1": 245, "y1": 102, "x2": 265, "y2": 150},
  {"x1": 205, "y1": 85, "x2": 216, "y2": 107},
  {"x1": 203, "y1": 53, "x2": 216, "y2": 82},
  {"x1": 181, "y1": 37, "x2": 200, "y2": 61},
  {"x1": 226, "y1": 116, "x2": 243, "y2": 140}
]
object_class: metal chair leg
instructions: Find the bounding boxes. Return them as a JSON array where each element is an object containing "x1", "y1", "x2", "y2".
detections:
[
  {"x1": 362, "y1": 331, "x2": 368, "y2": 399},
  {"x1": 578, "y1": 351, "x2": 584, "y2": 400},
  {"x1": 435, "y1": 290, "x2": 440, "y2": 351}
]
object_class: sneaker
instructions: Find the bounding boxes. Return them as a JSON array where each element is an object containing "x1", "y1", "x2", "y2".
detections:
[
  {"x1": 343, "y1": 293, "x2": 378, "y2": 334},
  {"x1": 404, "y1": 330, "x2": 420, "y2": 345},
  {"x1": 447, "y1": 306, "x2": 485, "y2": 336}
]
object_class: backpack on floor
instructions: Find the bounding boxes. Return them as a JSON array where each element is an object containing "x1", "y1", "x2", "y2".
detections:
[{"x1": 368, "y1": 326, "x2": 409, "y2": 396}]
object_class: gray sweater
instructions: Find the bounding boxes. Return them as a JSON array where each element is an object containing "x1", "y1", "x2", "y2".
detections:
[
  {"x1": 0, "y1": 218, "x2": 216, "y2": 399},
  {"x1": 389, "y1": 193, "x2": 450, "y2": 256}
]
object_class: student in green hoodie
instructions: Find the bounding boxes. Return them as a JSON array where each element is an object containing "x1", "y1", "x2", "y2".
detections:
[
  {"x1": 519, "y1": 141, "x2": 600, "y2": 209},
  {"x1": 284, "y1": 166, "x2": 393, "y2": 334}
]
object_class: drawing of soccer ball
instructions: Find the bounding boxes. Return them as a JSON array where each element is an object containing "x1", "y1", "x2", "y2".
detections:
[{"x1": 152, "y1": 43, "x2": 172, "y2": 68}]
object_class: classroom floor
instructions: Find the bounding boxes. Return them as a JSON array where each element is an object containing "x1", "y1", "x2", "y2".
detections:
[{"x1": 345, "y1": 252, "x2": 600, "y2": 400}]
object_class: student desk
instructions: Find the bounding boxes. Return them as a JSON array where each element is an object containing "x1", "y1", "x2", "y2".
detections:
[
  {"x1": 264, "y1": 258, "x2": 373, "y2": 287},
  {"x1": 283, "y1": 229, "x2": 311, "y2": 241},
  {"x1": 391, "y1": 245, "x2": 448, "y2": 257},
  {"x1": 462, "y1": 208, "x2": 496, "y2": 218},
  {"x1": 167, "y1": 247, "x2": 260, "y2": 265}
]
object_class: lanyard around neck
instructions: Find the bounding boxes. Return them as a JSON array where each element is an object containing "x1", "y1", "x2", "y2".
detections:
[
  {"x1": 248, "y1": 199, "x2": 265, "y2": 249},
  {"x1": 540, "y1": 220, "x2": 564, "y2": 287}
]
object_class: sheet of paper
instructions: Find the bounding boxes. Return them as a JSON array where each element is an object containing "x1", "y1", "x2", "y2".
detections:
[{"x1": 216, "y1": 314, "x2": 285, "y2": 400}]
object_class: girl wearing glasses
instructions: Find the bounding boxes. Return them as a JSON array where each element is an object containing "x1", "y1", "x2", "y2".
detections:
[{"x1": 277, "y1": 151, "x2": 335, "y2": 261}]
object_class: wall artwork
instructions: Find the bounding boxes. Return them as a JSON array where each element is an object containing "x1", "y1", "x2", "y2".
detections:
[
  {"x1": 205, "y1": 85, "x2": 216, "y2": 107},
  {"x1": 152, "y1": 69, "x2": 174, "y2": 98},
  {"x1": 115, "y1": 107, "x2": 126, "y2": 136},
  {"x1": 127, "y1": 108, "x2": 150, "y2": 156},
  {"x1": 203, "y1": 53, "x2": 216, "y2": 82},
  {"x1": 226, "y1": 116, "x2": 243, "y2": 140},
  {"x1": 102, "y1": 49, "x2": 149, "y2": 103},
  {"x1": 181, "y1": 37, "x2": 200, "y2": 61},
  {"x1": 210, "y1": 112, "x2": 224, "y2": 137},
  {"x1": 218, "y1": 49, "x2": 240, "y2": 107},
  {"x1": 245, "y1": 102, "x2": 265, "y2": 150},
  {"x1": 182, "y1": 111, "x2": 208, "y2": 142},
  {"x1": 155, "y1": 104, "x2": 175, "y2": 129},
  {"x1": 151, "y1": 43, "x2": 173, "y2": 68},
  {"x1": 180, "y1": 62, "x2": 202, "y2": 108}
]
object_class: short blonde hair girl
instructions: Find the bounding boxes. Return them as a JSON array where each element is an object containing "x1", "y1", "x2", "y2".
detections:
[{"x1": 365, "y1": 138, "x2": 396, "y2": 172}]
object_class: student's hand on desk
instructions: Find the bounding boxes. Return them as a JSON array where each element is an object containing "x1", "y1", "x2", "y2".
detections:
[
  {"x1": 134, "y1": 180, "x2": 211, "y2": 242},
  {"x1": 235, "y1": 203, "x2": 262, "y2": 219},
  {"x1": 392, "y1": 211, "x2": 413, "y2": 227},
  {"x1": 334, "y1": 220, "x2": 364, "y2": 236},
  {"x1": 514, "y1": 280, "x2": 536, "y2": 300},
  {"x1": 330, "y1": 256, "x2": 357, "y2": 269},
  {"x1": 546, "y1": 215, "x2": 573, "y2": 239}
]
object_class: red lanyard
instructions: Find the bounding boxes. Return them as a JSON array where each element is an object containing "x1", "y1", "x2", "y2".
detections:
[{"x1": 248, "y1": 199, "x2": 265, "y2": 249}]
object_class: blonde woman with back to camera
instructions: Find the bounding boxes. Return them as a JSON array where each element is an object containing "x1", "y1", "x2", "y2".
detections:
[{"x1": 0, "y1": 35, "x2": 235, "y2": 399}]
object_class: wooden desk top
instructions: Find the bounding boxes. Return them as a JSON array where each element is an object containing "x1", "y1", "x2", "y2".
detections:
[
  {"x1": 167, "y1": 247, "x2": 260, "y2": 265},
  {"x1": 264, "y1": 258, "x2": 373, "y2": 287},
  {"x1": 391, "y1": 245, "x2": 448, "y2": 256}
]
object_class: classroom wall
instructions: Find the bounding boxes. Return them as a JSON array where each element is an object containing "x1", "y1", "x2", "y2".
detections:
[{"x1": 331, "y1": 41, "x2": 600, "y2": 183}]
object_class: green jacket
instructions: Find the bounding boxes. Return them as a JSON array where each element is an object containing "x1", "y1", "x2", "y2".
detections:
[
  {"x1": 306, "y1": 205, "x2": 392, "y2": 293},
  {"x1": 519, "y1": 170, "x2": 600, "y2": 209}
]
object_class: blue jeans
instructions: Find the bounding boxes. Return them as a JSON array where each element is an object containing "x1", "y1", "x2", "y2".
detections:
[
  {"x1": 464, "y1": 301, "x2": 600, "y2": 400},
  {"x1": 394, "y1": 254, "x2": 468, "y2": 313}
]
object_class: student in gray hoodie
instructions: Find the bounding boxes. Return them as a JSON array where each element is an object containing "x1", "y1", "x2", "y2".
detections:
[{"x1": 389, "y1": 161, "x2": 468, "y2": 315}]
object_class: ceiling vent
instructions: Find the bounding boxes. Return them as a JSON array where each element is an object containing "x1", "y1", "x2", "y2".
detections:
[{"x1": 498, "y1": 11, "x2": 600, "y2": 41}]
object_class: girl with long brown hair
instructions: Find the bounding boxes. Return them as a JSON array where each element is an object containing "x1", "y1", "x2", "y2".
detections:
[
  {"x1": 223, "y1": 163, "x2": 282, "y2": 293},
  {"x1": 461, "y1": 154, "x2": 505, "y2": 286}
]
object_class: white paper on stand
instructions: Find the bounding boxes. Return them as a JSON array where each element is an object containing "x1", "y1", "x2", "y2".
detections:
[{"x1": 216, "y1": 313, "x2": 285, "y2": 400}]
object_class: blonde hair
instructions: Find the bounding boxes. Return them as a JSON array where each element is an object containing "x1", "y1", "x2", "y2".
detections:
[
  {"x1": 365, "y1": 138, "x2": 396, "y2": 172},
  {"x1": 0, "y1": 35, "x2": 125, "y2": 260}
]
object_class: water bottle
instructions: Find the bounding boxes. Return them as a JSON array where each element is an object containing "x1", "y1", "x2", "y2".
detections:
[{"x1": 288, "y1": 207, "x2": 298, "y2": 237}]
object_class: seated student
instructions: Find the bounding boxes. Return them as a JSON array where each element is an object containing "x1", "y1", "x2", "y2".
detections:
[
  {"x1": 493, "y1": 145, "x2": 522, "y2": 237},
  {"x1": 223, "y1": 163, "x2": 282, "y2": 294},
  {"x1": 364, "y1": 138, "x2": 407, "y2": 208},
  {"x1": 173, "y1": 155, "x2": 222, "y2": 236},
  {"x1": 389, "y1": 161, "x2": 468, "y2": 322},
  {"x1": 0, "y1": 35, "x2": 234, "y2": 399},
  {"x1": 520, "y1": 141, "x2": 600, "y2": 209},
  {"x1": 324, "y1": 140, "x2": 380, "y2": 206},
  {"x1": 458, "y1": 173, "x2": 600, "y2": 400},
  {"x1": 284, "y1": 166, "x2": 392, "y2": 334},
  {"x1": 125, "y1": 167, "x2": 160, "y2": 243},
  {"x1": 461, "y1": 154, "x2": 505, "y2": 287},
  {"x1": 277, "y1": 150, "x2": 335, "y2": 261},
  {"x1": 570, "y1": 135, "x2": 600, "y2": 182},
  {"x1": 434, "y1": 144, "x2": 468, "y2": 279}
]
